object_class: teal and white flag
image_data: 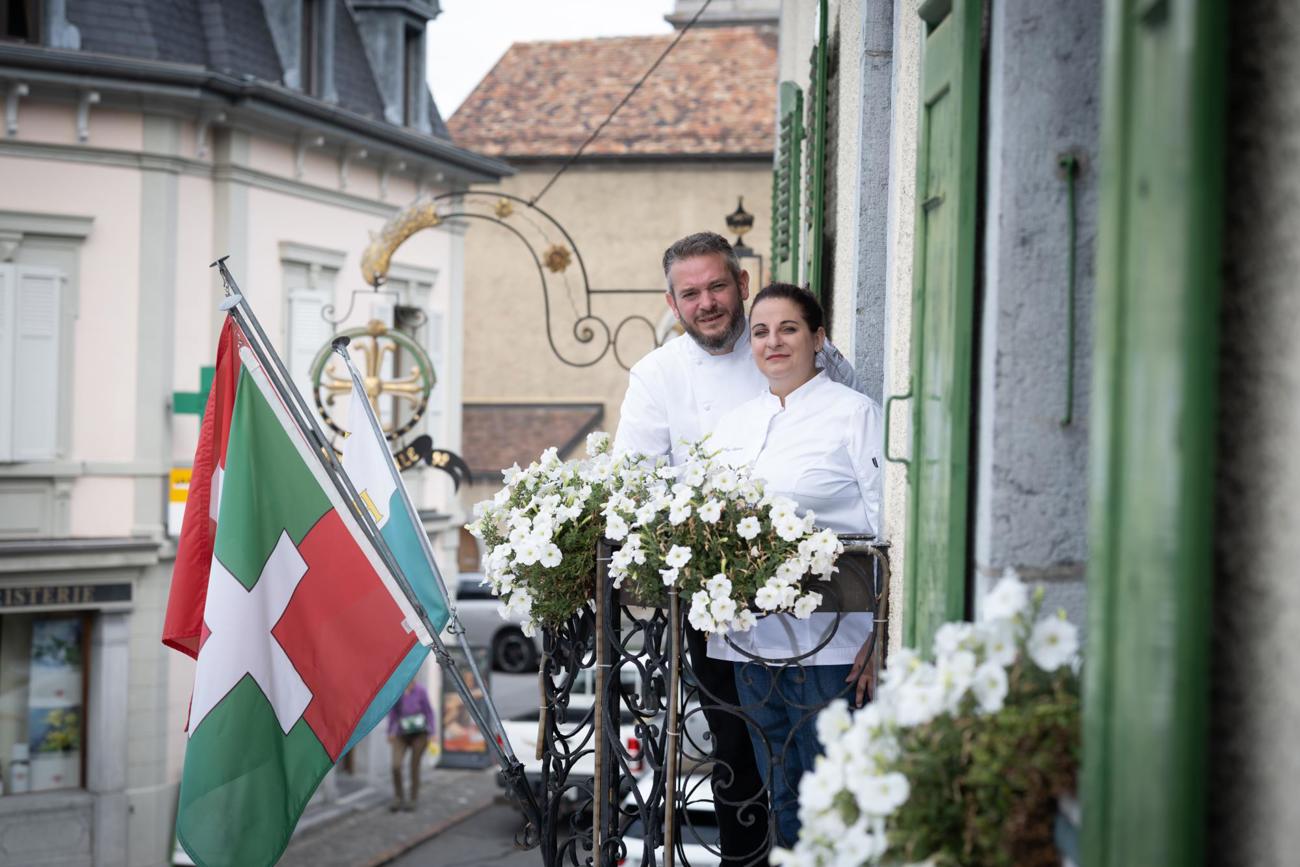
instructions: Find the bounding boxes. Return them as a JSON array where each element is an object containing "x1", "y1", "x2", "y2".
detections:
[{"x1": 339, "y1": 380, "x2": 450, "y2": 754}]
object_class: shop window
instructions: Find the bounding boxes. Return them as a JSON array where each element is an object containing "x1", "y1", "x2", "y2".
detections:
[{"x1": 0, "y1": 613, "x2": 87, "y2": 796}]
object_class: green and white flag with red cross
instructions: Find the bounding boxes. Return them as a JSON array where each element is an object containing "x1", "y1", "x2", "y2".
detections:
[{"x1": 175, "y1": 345, "x2": 434, "y2": 867}]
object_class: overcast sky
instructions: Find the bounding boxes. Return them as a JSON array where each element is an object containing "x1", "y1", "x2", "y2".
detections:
[{"x1": 426, "y1": 0, "x2": 676, "y2": 119}]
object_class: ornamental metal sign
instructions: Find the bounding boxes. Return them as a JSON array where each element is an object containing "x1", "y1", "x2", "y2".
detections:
[{"x1": 308, "y1": 319, "x2": 470, "y2": 488}]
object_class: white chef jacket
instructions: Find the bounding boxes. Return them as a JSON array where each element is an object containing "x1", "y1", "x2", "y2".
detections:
[
  {"x1": 614, "y1": 327, "x2": 862, "y2": 467},
  {"x1": 706, "y1": 371, "x2": 884, "y2": 667}
]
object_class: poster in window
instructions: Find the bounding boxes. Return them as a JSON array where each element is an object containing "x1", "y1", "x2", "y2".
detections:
[{"x1": 26, "y1": 617, "x2": 82, "y2": 792}]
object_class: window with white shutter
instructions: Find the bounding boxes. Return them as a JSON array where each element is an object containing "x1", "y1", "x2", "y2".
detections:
[
  {"x1": 286, "y1": 284, "x2": 333, "y2": 406},
  {"x1": 0, "y1": 264, "x2": 63, "y2": 462}
]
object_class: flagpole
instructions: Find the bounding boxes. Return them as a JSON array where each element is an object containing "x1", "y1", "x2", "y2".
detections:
[
  {"x1": 209, "y1": 258, "x2": 543, "y2": 837},
  {"x1": 330, "y1": 337, "x2": 517, "y2": 760}
]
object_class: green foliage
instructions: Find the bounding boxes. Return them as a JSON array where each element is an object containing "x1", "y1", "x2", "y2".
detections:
[{"x1": 890, "y1": 659, "x2": 1079, "y2": 866}]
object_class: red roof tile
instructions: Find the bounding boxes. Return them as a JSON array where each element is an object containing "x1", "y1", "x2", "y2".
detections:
[
  {"x1": 462, "y1": 403, "x2": 605, "y2": 477},
  {"x1": 448, "y1": 26, "x2": 777, "y2": 158}
]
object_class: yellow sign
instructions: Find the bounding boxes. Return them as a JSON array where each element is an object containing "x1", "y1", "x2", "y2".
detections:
[{"x1": 169, "y1": 468, "x2": 192, "y2": 503}]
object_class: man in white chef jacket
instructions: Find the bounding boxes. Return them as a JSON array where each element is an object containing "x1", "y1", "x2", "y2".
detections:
[{"x1": 613, "y1": 231, "x2": 859, "y2": 866}]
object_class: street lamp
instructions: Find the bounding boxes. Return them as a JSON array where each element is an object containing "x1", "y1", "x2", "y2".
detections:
[{"x1": 725, "y1": 196, "x2": 763, "y2": 288}]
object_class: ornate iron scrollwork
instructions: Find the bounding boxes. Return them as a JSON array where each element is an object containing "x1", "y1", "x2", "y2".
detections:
[
  {"x1": 360, "y1": 192, "x2": 667, "y2": 371},
  {"x1": 532, "y1": 537, "x2": 890, "y2": 866}
]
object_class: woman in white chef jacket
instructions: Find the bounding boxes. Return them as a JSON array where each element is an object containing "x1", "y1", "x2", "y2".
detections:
[{"x1": 706, "y1": 282, "x2": 884, "y2": 848}]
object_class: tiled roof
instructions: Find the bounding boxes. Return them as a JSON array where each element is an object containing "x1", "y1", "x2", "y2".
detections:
[
  {"x1": 462, "y1": 403, "x2": 605, "y2": 477},
  {"x1": 448, "y1": 26, "x2": 777, "y2": 159}
]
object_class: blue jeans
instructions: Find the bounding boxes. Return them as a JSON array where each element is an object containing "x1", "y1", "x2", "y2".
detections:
[{"x1": 733, "y1": 662, "x2": 853, "y2": 848}]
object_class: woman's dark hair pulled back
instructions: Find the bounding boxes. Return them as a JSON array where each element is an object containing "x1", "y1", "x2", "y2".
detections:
[{"x1": 751, "y1": 282, "x2": 824, "y2": 332}]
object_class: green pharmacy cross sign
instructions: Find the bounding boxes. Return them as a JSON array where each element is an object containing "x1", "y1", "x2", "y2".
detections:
[{"x1": 174, "y1": 366, "x2": 215, "y2": 419}]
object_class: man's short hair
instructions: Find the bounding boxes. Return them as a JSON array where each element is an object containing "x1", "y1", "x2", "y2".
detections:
[{"x1": 661, "y1": 232, "x2": 742, "y2": 293}]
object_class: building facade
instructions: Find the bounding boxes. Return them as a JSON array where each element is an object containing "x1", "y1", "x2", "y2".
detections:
[
  {"x1": 0, "y1": 2, "x2": 505, "y2": 864},
  {"x1": 778, "y1": 0, "x2": 1300, "y2": 864}
]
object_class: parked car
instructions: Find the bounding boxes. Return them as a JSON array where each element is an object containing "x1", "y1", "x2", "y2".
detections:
[
  {"x1": 499, "y1": 666, "x2": 651, "y2": 806},
  {"x1": 453, "y1": 574, "x2": 542, "y2": 673}
]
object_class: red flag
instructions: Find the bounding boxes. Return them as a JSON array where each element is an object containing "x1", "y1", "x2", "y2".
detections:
[{"x1": 163, "y1": 317, "x2": 245, "y2": 658}]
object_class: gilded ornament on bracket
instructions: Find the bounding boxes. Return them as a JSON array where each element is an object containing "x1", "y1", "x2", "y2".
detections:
[
  {"x1": 494, "y1": 198, "x2": 515, "y2": 219},
  {"x1": 360, "y1": 197, "x2": 444, "y2": 287},
  {"x1": 543, "y1": 244, "x2": 572, "y2": 274}
]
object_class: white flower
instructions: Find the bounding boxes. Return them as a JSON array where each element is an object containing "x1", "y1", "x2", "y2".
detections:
[
  {"x1": 809, "y1": 553, "x2": 836, "y2": 579},
  {"x1": 981, "y1": 619, "x2": 1019, "y2": 667},
  {"x1": 712, "y1": 468, "x2": 739, "y2": 493},
  {"x1": 768, "y1": 498, "x2": 798, "y2": 525},
  {"x1": 634, "y1": 503, "x2": 658, "y2": 526},
  {"x1": 754, "y1": 584, "x2": 782, "y2": 611},
  {"x1": 815, "y1": 699, "x2": 852, "y2": 748},
  {"x1": 605, "y1": 513, "x2": 629, "y2": 541},
  {"x1": 664, "y1": 545, "x2": 692, "y2": 569},
  {"x1": 774, "y1": 514, "x2": 804, "y2": 542},
  {"x1": 732, "y1": 609, "x2": 758, "y2": 632},
  {"x1": 585, "y1": 430, "x2": 610, "y2": 456},
  {"x1": 683, "y1": 462, "x2": 707, "y2": 488},
  {"x1": 502, "y1": 463, "x2": 523, "y2": 484},
  {"x1": 659, "y1": 567, "x2": 680, "y2": 587},
  {"x1": 1028, "y1": 615, "x2": 1079, "y2": 671},
  {"x1": 669, "y1": 503, "x2": 692, "y2": 525},
  {"x1": 983, "y1": 570, "x2": 1029, "y2": 621},
  {"x1": 513, "y1": 539, "x2": 542, "y2": 566},
  {"x1": 710, "y1": 596, "x2": 737, "y2": 622},
  {"x1": 937, "y1": 649, "x2": 977, "y2": 711},
  {"x1": 705, "y1": 574, "x2": 732, "y2": 599},
  {"x1": 736, "y1": 516, "x2": 762, "y2": 540},
  {"x1": 934, "y1": 621, "x2": 974, "y2": 657},
  {"x1": 538, "y1": 544, "x2": 562, "y2": 569},
  {"x1": 972, "y1": 661, "x2": 1009, "y2": 714},
  {"x1": 698, "y1": 499, "x2": 723, "y2": 524},
  {"x1": 775, "y1": 559, "x2": 804, "y2": 583},
  {"x1": 688, "y1": 607, "x2": 715, "y2": 632},
  {"x1": 690, "y1": 590, "x2": 710, "y2": 612},
  {"x1": 894, "y1": 672, "x2": 943, "y2": 727},
  {"x1": 793, "y1": 592, "x2": 821, "y2": 619},
  {"x1": 848, "y1": 772, "x2": 910, "y2": 817},
  {"x1": 796, "y1": 762, "x2": 843, "y2": 812}
]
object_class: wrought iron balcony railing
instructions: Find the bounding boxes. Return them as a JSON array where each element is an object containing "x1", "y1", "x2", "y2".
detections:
[{"x1": 527, "y1": 536, "x2": 889, "y2": 867}]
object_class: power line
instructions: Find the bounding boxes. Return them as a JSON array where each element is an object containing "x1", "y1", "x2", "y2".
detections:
[{"x1": 528, "y1": 0, "x2": 716, "y2": 206}]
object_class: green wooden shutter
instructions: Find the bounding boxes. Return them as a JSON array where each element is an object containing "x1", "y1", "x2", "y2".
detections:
[
  {"x1": 1083, "y1": 1, "x2": 1226, "y2": 864},
  {"x1": 804, "y1": 0, "x2": 830, "y2": 300},
  {"x1": 902, "y1": 0, "x2": 983, "y2": 652},
  {"x1": 771, "y1": 81, "x2": 803, "y2": 284}
]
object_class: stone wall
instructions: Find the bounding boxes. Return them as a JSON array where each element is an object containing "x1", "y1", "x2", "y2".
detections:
[{"x1": 971, "y1": 0, "x2": 1102, "y2": 627}]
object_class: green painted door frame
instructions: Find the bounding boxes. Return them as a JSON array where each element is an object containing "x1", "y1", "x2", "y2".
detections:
[
  {"x1": 1083, "y1": 0, "x2": 1226, "y2": 864},
  {"x1": 902, "y1": 0, "x2": 982, "y2": 652}
]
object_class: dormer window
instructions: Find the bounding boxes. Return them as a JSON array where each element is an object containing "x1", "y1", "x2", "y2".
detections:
[
  {"x1": 2, "y1": 0, "x2": 39, "y2": 43},
  {"x1": 402, "y1": 24, "x2": 422, "y2": 126}
]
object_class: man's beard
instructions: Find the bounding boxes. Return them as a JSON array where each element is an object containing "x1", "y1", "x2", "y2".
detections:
[{"x1": 683, "y1": 307, "x2": 745, "y2": 352}]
